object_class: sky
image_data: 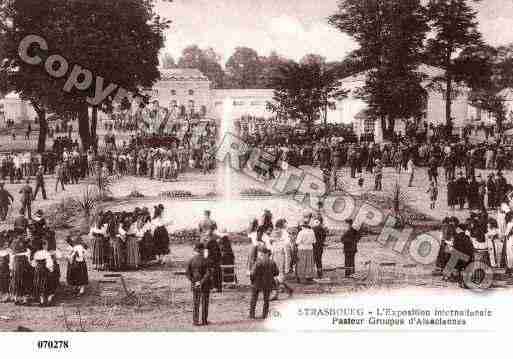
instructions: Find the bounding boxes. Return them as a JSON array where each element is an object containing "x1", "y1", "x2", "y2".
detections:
[{"x1": 155, "y1": 0, "x2": 513, "y2": 64}]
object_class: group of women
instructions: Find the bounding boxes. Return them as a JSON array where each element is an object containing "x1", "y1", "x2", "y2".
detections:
[
  {"x1": 89, "y1": 205, "x2": 171, "y2": 271},
  {"x1": 0, "y1": 214, "x2": 88, "y2": 306},
  {"x1": 246, "y1": 210, "x2": 326, "y2": 299},
  {"x1": 436, "y1": 201, "x2": 513, "y2": 284}
]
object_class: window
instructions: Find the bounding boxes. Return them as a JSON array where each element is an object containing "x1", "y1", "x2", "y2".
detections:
[
  {"x1": 188, "y1": 100, "x2": 195, "y2": 111},
  {"x1": 233, "y1": 101, "x2": 245, "y2": 106},
  {"x1": 250, "y1": 101, "x2": 262, "y2": 106},
  {"x1": 201, "y1": 105, "x2": 207, "y2": 116},
  {"x1": 180, "y1": 105, "x2": 186, "y2": 116},
  {"x1": 170, "y1": 89, "x2": 176, "y2": 96},
  {"x1": 188, "y1": 89, "x2": 194, "y2": 96}
]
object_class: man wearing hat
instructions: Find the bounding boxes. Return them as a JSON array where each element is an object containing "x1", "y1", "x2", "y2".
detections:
[
  {"x1": 185, "y1": 242, "x2": 212, "y2": 326},
  {"x1": 454, "y1": 172, "x2": 468, "y2": 210},
  {"x1": 374, "y1": 158, "x2": 383, "y2": 191},
  {"x1": 33, "y1": 165, "x2": 47, "y2": 201},
  {"x1": 249, "y1": 247, "x2": 279, "y2": 320},
  {"x1": 341, "y1": 219, "x2": 360, "y2": 277},
  {"x1": 0, "y1": 182, "x2": 14, "y2": 221},
  {"x1": 19, "y1": 178, "x2": 33, "y2": 219}
]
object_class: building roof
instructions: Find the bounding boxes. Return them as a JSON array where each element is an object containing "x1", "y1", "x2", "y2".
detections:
[{"x1": 159, "y1": 68, "x2": 210, "y2": 82}]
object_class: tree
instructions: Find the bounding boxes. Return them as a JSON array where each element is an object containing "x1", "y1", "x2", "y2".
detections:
[
  {"x1": 267, "y1": 61, "x2": 348, "y2": 131},
  {"x1": 225, "y1": 47, "x2": 262, "y2": 89},
  {"x1": 494, "y1": 44, "x2": 513, "y2": 90},
  {"x1": 424, "y1": 0, "x2": 483, "y2": 126},
  {"x1": 256, "y1": 51, "x2": 292, "y2": 88},
  {"x1": 329, "y1": 0, "x2": 428, "y2": 139},
  {"x1": 177, "y1": 45, "x2": 224, "y2": 88},
  {"x1": 300, "y1": 54, "x2": 326, "y2": 66},
  {"x1": 161, "y1": 52, "x2": 176, "y2": 69},
  {"x1": 1, "y1": 0, "x2": 168, "y2": 150}
]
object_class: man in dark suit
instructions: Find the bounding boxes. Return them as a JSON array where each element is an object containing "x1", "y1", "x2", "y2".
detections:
[
  {"x1": 454, "y1": 172, "x2": 468, "y2": 210},
  {"x1": 0, "y1": 182, "x2": 14, "y2": 221},
  {"x1": 185, "y1": 242, "x2": 212, "y2": 326},
  {"x1": 249, "y1": 247, "x2": 279, "y2": 319},
  {"x1": 19, "y1": 179, "x2": 33, "y2": 219},
  {"x1": 341, "y1": 219, "x2": 360, "y2": 277}
]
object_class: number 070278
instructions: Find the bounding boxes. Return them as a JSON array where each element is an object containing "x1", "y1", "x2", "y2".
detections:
[{"x1": 36, "y1": 340, "x2": 70, "y2": 350}]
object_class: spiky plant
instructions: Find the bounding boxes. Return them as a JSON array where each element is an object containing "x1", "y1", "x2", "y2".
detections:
[
  {"x1": 72, "y1": 186, "x2": 99, "y2": 233},
  {"x1": 96, "y1": 172, "x2": 113, "y2": 200},
  {"x1": 72, "y1": 186, "x2": 98, "y2": 218}
]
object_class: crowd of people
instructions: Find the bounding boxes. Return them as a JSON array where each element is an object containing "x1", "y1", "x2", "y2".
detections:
[
  {"x1": 186, "y1": 208, "x2": 361, "y2": 325},
  {"x1": 0, "y1": 209, "x2": 88, "y2": 306},
  {"x1": 88, "y1": 205, "x2": 172, "y2": 271},
  {"x1": 435, "y1": 198, "x2": 513, "y2": 286}
]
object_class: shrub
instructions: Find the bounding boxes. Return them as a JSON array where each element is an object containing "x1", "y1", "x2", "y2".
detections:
[
  {"x1": 240, "y1": 188, "x2": 273, "y2": 197},
  {"x1": 160, "y1": 190, "x2": 193, "y2": 199}
]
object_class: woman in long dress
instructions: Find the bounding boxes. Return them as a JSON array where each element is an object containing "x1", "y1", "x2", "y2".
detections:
[
  {"x1": 9, "y1": 236, "x2": 32, "y2": 305},
  {"x1": 108, "y1": 216, "x2": 123, "y2": 271},
  {"x1": 295, "y1": 219, "x2": 316, "y2": 283},
  {"x1": 270, "y1": 220, "x2": 294, "y2": 299},
  {"x1": 138, "y1": 214, "x2": 155, "y2": 264},
  {"x1": 89, "y1": 213, "x2": 108, "y2": 271},
  {"x1": 151, "y1": 205, "x2": 170, "y2": 264},
  {"x1": 126, "y1": 215, "x2": 141, "y2": 270},
  {"x1": 31, "y1": 240, "x2": 55, "y2": 306},
  {"x1": 66, "y1": 236, "x2": 89, "y2": 296},
  {"x1": 219, "y1": 235, "x2": 236, "y2": 284},
  {"x1": 485, "y1": 219, "x2": 501, "y2": 268},
  {"x1": 247, "y1": 219, "x2": 260, "y2": 275}
]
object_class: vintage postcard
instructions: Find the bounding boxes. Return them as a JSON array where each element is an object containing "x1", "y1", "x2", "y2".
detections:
[{"x1": 0, "y1": 0, "x2": 511, "y2": 356}]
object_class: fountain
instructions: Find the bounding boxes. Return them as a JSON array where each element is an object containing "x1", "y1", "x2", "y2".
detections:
[
  {"x1": 217, "y1": 97, "x2": 235, "y2": 202},
  {"x1": 109, "y1": 98, "x2": 341, "y2": 232}
]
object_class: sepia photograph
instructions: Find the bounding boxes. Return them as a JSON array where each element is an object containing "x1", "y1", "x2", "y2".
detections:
[{"x1": 0, "y1": 0, "x2": 512, "y2": 351}]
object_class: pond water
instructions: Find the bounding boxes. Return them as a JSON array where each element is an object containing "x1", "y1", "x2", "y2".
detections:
[{"x1": 108, "y1": 197, "x2": 342, "y2": 233}]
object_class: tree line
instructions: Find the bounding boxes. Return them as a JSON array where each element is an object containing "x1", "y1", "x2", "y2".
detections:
[
  {"x1": 328, "y1": 0, "x2": 513, "y2": 139},
  {"x1": 2, "y1": 0, "x2": 513, "y2": 149}
]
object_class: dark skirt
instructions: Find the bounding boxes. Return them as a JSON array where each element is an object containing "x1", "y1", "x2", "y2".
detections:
[
  {"x1": 221, "y1": 253, "x2": 235, "y2": 283},
  {"x1": 153, "y1": 226, "x2": 170, "y2": 256},
  {"x1": 10, "y1": 255, "x2": 33, "y2": 297},
  {"x1": 126, "y1": 235, "x2": 140, "y2": 270},
  {"x1": 33, "y1": 260, "x2": 50, "y2": 297},
  {"x1": 92, "y1": 234, "x2": 108, "y2": 270},
  {"x1": 66, "y1": 260, "x2": 88, "y2": 286},
  {"x1": 139, "y1": 232, "x2": 155, "y2": 262},
  {"x1": 48, "y1": 255, "x2": 60, "y2": 295},
  {"x1": 0, "y1": 255, "x2": 10, "y2": 294},
  {"x1": 109, "y1": 236, "x2": 124, "y2": 271}
]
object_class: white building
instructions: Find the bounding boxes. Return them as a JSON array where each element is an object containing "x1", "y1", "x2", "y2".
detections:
[
  {"x1": 1, "y1": 66, "x2": 479, "y2": 142},
  {"x1": 0, "y1": 92, "x2": 36, "y2": 126},
  {"x1": 338, "y1": 64, "x2": 472, "y2": 142}
]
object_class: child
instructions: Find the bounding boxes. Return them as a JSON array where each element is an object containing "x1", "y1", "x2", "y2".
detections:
[
  {"x1": 66, "y1": 236, "x2": 89, "y2": 296},
  {"x1": 0, "y1": 236, "x2": 13, "y2": 303},
  {"x1": 427, "y1": 180, "x2": 438, "y2": 209},
  {"x1": 31, "y1": 240, "x2": 55, "y2": 306}
]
